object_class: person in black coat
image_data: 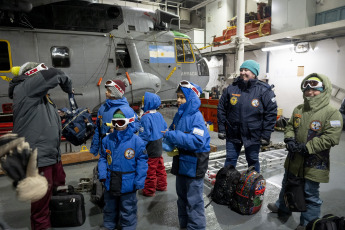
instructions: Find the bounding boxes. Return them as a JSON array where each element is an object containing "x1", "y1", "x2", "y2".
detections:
[{"x1": 217, "y1": 60, "x2": 277, "y2": 172}]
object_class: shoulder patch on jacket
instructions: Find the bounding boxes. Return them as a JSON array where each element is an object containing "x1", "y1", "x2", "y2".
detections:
[
  {"x1": 330, "y1": 120, "x2": 341, "y2": 127},
  {"x1": 193, "y1": 128, "x2": 204, "y2": 137},
  {"x1": 124, "y1": 148, "x2": 135, "y2": 159}
]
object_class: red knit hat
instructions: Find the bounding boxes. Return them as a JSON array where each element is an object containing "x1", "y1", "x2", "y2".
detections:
[{"x1": 105, "y1": 79, "x2": 126, "y2": 99}]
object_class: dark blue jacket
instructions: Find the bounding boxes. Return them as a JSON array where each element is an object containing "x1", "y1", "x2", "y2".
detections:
[
  {"x1": 217, "y1": 78, "x2": 277, "y2": 147},
  {"x1": 139, "y1": 92, "x2": 167, "y2": 157},
  {"x1": 98, "y1": 106, "x2": 148, "y2": 194},
  {"x1": 165, "y1": 84, "x2": 210, "y2": 179},
  {"x1": 90, "y1": 98, "x2": 129, "y2": 156}
]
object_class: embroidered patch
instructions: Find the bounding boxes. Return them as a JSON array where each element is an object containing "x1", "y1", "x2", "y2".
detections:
[
  {"x1": 139, "y1": 127, "x2": 144, "y2": 133},
  {"x1": 330, "y1": 120, "x2": 341, "y2": 127},
  {"x1": 124, "y1": 148, "x2": 135, "y2": 159},
  {"x1": 310, "y1": 120, "x2": 322, "y2": 131},
  {"x1": 193, "y1": 128, "x2": 204, "y2": 137},
  {"x1": 74, "y1": 127, "x2": 79, "y2": 133},
  {"x1": 251, "y1": 99, "x2": 259, "y2": 107},
  {"x1": 230, "y1": 96, "x2": 238, "y2": 105},
  {"x1": 294, "y1": 114, "x2": 302, "y2": 128},
  {"x1": 271, "y1": 97, "x2": 276, "y2": 103},
  {"x1": 106, "y1": 149, "x2": 112, "y2": 165}
]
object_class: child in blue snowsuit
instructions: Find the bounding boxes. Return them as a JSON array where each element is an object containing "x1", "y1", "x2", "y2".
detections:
[
  {"x1": 162, "y1": 81, "x2": 210, "y2": 230},
  {"x1": 90, "y1": 79, "x2": 129, "y2": 156},
  {"x1": 139, "y1": 92, "x2": 168, "y2": 196},
  {"x1": 98, "y1": 107, "x2": 148, "y2": 230}
]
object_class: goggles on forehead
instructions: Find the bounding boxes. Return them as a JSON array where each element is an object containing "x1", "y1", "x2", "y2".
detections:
[
  {"x1": 111, "y1": 116, "x2": 135, "y2": 128},
  {"x1": 24, "y1": 63, "x2": 48, "y2": 76},
  {"x1": 179, "y1": 80, "x2": 200, "y2": 97},
  {"x1": 105, "y1": 80, "x2": 115, "y2": 88},
  {"x1": 105, "y1": 80, "x2": 124, "y2": 95},
  {"x1": 302, "y1": 80, "x2": 323, "y2": 90}
]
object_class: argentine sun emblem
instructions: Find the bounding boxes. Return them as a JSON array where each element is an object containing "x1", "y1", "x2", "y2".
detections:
[
  {"x1": 230, "y1": 96, "x2": 238, "y2": 105},
  {"x1": 124, "y1": 148, "x2": 135, "y2": 159}
]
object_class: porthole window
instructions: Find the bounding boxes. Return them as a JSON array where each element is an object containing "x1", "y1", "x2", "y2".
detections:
[
  {"x1": 51, "y1": 46, "x2": 70, "y2": 68},
  {"x1": 0, "y1": 40, "x2": 12, "y2": 72}
]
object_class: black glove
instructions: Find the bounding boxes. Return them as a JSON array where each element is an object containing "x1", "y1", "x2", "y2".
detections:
[
  {"x1": 284, "y1": 138, "x2": 298, "y2": 153},
  {"x1": 0, "y1": 135, "x2": 31, "y2": 187},
  {"x1": 295, "y1": 142, "x2": 308, "y2": 156},
  {"x1": 218, "y1": 132, "x2": 226, "y2": 140},
  {"x1": 260, "y1": 138, "x2": 270, "y2": 146}
]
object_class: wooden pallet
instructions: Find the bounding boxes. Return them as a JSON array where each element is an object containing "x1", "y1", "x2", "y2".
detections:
[{"x1": 0, "y1": 151, "x2": 99, "y2": 175}]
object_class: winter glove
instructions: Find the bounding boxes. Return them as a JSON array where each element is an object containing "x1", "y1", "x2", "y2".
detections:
[
  {"x1": 260, "y1": 138, "x2": 270, "y2": 146},
  {"x1": 0, "y1": 134, "x2": 30, "y2": 186},
  {"x1": 0, "y1": 134, "x2": 48, "y2": 202},
  {"x1": 218, "y1": 132, "x2": 226, "y2": 140},
  {"x1": 284, "y1": 138, "x2": 298, "y2": 153},
  {"x1": 295, "y1": 143, "x2": 309, "y2": 156},
  {"x1": 167, "y1": 148, "x2": 179, "y2": 157}
]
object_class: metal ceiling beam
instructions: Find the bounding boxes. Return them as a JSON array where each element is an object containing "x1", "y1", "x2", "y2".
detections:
[{"x1": 188, "y1": 0, "x2": 216, "y2": 11}]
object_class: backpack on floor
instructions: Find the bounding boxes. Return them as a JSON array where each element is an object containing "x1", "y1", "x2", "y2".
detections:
[
  {"x1": 306, "y1": 214, "x2": 345, "y2": 230},
  {"x1": 230, "y1": 166, "x2": 266, "y2": 215},
  {"x1": 205, "y1": 164, "x2": 241, "y2": 207},
  {"x1": 62, "y1": 93, "x2": 95, "y2": 146}
]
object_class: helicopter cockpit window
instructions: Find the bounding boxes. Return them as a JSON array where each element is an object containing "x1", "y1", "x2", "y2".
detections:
[
  {"x1": 0, "y1": 40, "x2": 12, "y2": 72},
  {"x1": 193, "y1": 45, "x2": 209, "y2": 76},
  {"x1": 175, "y1": 39, "x2": 195, "y2": 63},
  {"x1": 51, "y1": 47, "x2": 70, "y2": 68},
  {"x1": 116, "y1": 45, "x2": 131, "y2": 68}
]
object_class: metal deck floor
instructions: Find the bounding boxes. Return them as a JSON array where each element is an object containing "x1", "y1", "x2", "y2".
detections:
[{"x1": 0, "y1": 108, "x2": 344, "y2": 230}]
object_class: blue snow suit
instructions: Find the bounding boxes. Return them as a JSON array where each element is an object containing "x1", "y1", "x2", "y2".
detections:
[
  {"x1": 90, "y1": 97, "x2": 129, "y2": 156},
  {"x1": 98, "y1": 106, "x2": 148, "y2": 230},
  {"x1": 139, "y1": 92, "x2": 167, "y2": 157},
  {"x1": 164, "y1": 82, "x2": 210, "y2": 230},
  {"x1": 217, "y1": 77, "x2": 277, "y2": 147},
  {"x1": 165, "y1": 86, "x2": 211, "y2": 178}
]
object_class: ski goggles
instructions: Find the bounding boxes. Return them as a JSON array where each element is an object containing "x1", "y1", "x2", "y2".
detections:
[
  {"x1": 24, "y1": 63, "x2": 48, "y2": 76},
  {"x1": 179, "y1": 80, "x2": 200, "y2": 97},
  {"x1": 302, "y1": 80, "x2": 323, "y2": 90},
  {"x1": 111, "y1": 116, "x2": 135, "y2": 128},
  {"x1": 105, "y1": 80, "x2": 124, "y2": 95}
]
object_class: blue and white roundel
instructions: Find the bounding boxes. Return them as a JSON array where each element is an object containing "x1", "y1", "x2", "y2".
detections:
[
  {"x1": 124, "y1": 148, "x2": 135, "y2": 159},
  {"x1": 310, "y1": 120, "x2": 322, "y2": 131},
  {"x1": 251, "y1": 99, "x2": 260, "y2": 107}
]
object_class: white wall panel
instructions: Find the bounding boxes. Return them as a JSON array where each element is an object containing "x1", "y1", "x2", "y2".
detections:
[
  {"x1": 206, "y1": 37, "x2": 345, "y2": 118},
  {"x1": 205, "y1": 0, "x2": 234, "y2": 44}
]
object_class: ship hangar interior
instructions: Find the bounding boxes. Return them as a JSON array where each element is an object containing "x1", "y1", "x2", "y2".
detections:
[{"x1": 0, "y1": 0, "x2": 345, "y2": 230}]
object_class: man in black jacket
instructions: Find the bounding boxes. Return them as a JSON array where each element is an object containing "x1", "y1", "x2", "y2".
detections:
[{"x1": 217, "y1": 60, "x2": 277, "y2": 173}]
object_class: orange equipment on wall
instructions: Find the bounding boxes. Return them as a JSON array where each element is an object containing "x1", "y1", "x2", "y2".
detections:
[
  {"x1": 199, "y1": 99, "x2": 219, "y2": 132},
  {"x1": 212, "y1": 17, "x2": 271, "y2": 47}
]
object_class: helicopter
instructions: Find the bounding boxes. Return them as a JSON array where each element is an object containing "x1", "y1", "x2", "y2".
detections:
[{"x1": 0, "y1": 0, "x2": 210, "y2": 114}]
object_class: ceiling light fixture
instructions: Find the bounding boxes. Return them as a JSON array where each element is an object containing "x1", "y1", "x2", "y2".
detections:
[{"x1": 261, "y1": 44, "x2": 294, "y2": 52}]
